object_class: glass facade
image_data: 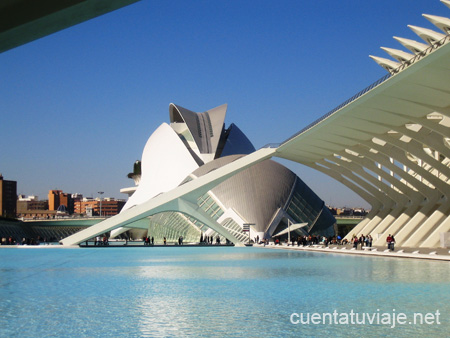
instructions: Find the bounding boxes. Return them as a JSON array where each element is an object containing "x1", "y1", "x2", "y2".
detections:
[
  {"x1": 197, "y1": 193, "x2": 224, "y2": 220},
  {"x1": 146, "y1": 192, "x2": 239, "y2": 243},
  {"x1": 148, "y1": 212, "x2": 201, "y2": 243},
  {"x1": 221, "y1": 218, "x2": 248, "y2": 242},
  {"x1": 286, "y1": 178, "x2": 335, "y2": 237},
  {"x1": 143, "y1": 177, "x2": 335, "y2": 243}
]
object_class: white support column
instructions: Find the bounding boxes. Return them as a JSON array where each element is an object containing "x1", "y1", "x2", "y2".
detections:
[
  {"x1": 375, "y1": 203, "x2": 419, "y2": 244},
  {"x1": 420, "y1": 210, "x2": 450, "y2": 248},
  {"x1": 357, "y1": 207, "x2": 393, "y2": 239},
  {"x1": 343, "y1": 208, "x2": 379, "y2": 241},
  {"x1": 369, "y1": 205, "x2": 405, "y2": 238},
  {"x1": 402, "y1": 203, "x2": 448, "y2": 247},
  {"x1": 393, "y1": 202, "x2": 436, "y2": 245}
]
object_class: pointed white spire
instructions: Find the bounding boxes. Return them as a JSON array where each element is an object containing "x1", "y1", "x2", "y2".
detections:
[
  {"x1": 423, "y1": 14, "x2": 450, "y2": 34},
  {"x1": 380, "y1": 47, "x2": 414, "y2": 63},
  {"x1": 393, "y1": 36, "x2": 429, "y2": 54},
  {"x1": 408, "y1": 25, "x2": 445, "y2": 45},
  {"x1": 369, "y1": 55, "x2": 401, "y2": 73},
  {"x1": 441, "y1": 0, "x2": 450, "y2": 10}
]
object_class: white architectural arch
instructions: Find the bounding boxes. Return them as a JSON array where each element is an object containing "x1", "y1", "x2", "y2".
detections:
[{"x1": 61, "y1": 148, "x2": 276, "y2": 246}]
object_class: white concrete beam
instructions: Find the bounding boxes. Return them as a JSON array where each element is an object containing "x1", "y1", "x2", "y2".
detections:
[{"x1": 61, "y1": 147, "x2": 275, "y2": 246}]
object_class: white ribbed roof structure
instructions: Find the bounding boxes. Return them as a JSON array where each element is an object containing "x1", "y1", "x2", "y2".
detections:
[
  {"x1": 62, "y1": 0, "x2": 450, "y2": 248},
  {"x1": 277, "y1": 0, "x2": 450, "y2": 248}
]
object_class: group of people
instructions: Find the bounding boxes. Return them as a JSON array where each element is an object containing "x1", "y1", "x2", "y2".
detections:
[
  {"x1": 1, "y1": 236, "x2": 52, "y2": 245},
  {"x1": 89, "y1": 232, "x2": 397, "y2": 250},
  {"x1": 269, "y1": 233, "x2": 398, "y2": 251},
  {"x1": 1, "y1": 236, "x2": 17, "y2": 245},
  {"x1": 199, "y1": 234, "x2": 222, "y2": 245},
  {"x1": 271, "y1": 235, "x2": 340, "y2": 247},
  {"x1": 351, "y1": 234, "x2": 374, "y2": 249},
  {"x1": 143, "y1": 236, "x2": 154, "y2": 245},
  {"x1": 94, "y1": 236, "x2": 109, "y2": 246},
  {"x1": 350, "y1": 233, "x2": 396, "y2": 251}
]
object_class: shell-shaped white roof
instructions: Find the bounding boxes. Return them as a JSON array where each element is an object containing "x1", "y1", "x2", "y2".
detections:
[
  {"x1": 121, "y1": 122, "x2": 199, "y2": 213},
  {"x1": 169, "y1": 103, "x2": 227, "y2": 159}
]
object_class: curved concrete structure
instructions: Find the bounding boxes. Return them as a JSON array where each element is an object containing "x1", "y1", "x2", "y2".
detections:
[
  {"x1": 62, "y1": 103, "x2": 335, "y2": 246},
  {"x1": 62, "y1": 0, "x2": 450, "y2": 248},
  {"x1": 276, "y1": 1, "x2": 450, "y2": 248},
  {"x1": 121, "y1": 122, "x2": 199, "y2": 212},
  {"x1": 188, "y1": 155, "x2": 334, "y2": 240},
  {"x1": 169, "y1": 103, "x2": 227, "y2": 163}
]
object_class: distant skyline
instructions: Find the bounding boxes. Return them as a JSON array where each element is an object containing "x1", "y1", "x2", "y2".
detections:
[{"x1": 1, "y1": 0, "x2": 448, "y2": 209}]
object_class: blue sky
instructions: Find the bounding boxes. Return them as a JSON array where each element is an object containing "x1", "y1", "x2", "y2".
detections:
[{"x1": 0, "y1": 0, "x2": 447, "y2": 208}]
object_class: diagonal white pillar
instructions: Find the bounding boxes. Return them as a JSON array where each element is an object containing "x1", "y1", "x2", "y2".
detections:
[
  {"x1": 61, "y1": 148, "x2": 276, "y2": 246},
  {"x1": 176, "y1": 198, "x2": 244, "y2": 246}
]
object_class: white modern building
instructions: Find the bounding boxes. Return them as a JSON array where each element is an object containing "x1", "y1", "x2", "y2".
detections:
[
  {"x1": 112, "y1": 103, "x2": 335, "y2": 243},
  {"x1": 61, "y1": 0, "x2": 450, "y2": 248}
]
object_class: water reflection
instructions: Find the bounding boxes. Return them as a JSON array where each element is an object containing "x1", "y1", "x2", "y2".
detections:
[{"x1": 0, "y1": 247, "x2": 448, "y2": 337}]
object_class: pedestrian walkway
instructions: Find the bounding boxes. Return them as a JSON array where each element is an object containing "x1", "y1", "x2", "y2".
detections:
[{"x1": 259, "y1": 243, "x2": 450, "y2": 261}]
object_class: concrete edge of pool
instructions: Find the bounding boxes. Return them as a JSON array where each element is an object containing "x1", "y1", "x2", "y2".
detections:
[{"x1": 1, "y1": 242, "x2": 449, "y2": 261}]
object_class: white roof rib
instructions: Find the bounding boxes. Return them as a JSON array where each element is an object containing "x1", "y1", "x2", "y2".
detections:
[
  {"x1": 407, "y1": 25, "x2": 446, "y2": 45},
  {"x1": 423, "y1": 14, "x2": 450, "y2": 34},
  {"x1": 393, "y1": 36, "x2": 429, "y2": 54},
  {"x1": 380, "y1": 47, "x2": 414, "y2": 63},
  {"x1": 441, "y1": 0, "x2": 450, "y2": 10},
  {"x1": 369, "y1": 55, "x2": 401, "y2": 72}
]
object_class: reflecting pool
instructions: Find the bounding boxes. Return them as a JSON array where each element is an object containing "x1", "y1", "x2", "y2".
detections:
[{"x1": 0, "y1": 247, "x2": 448, "y2": 337}]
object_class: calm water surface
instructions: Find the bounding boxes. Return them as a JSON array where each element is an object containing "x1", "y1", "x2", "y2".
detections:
[{"x1": 0, "y1": 246, "x2": 448, "y2": 337}]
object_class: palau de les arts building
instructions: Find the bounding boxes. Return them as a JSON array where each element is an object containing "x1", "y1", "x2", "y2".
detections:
[{"x1": 115, "y1": 103, "x2": 336, "y2": 243}]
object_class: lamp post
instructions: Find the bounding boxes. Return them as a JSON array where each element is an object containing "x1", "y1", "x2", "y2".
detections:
[{"x1": 98, "y1": 191, "x2": 104, "y2": 217}]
